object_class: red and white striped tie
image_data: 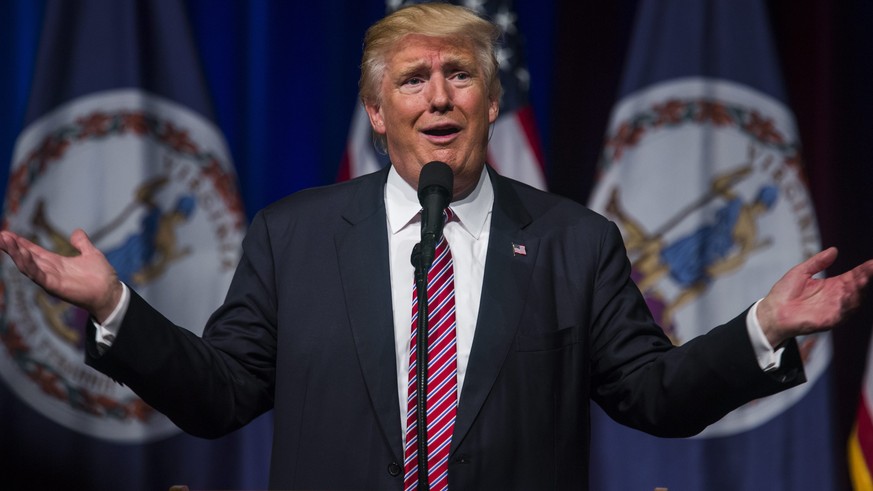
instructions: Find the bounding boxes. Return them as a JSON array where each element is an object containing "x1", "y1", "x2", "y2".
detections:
[{"x1": 404, "y1": 210, "x2": 457, "y2": 491}]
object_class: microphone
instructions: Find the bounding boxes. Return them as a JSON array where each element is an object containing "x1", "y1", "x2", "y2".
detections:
[{"x1": 417, "y1": 161, "x2": 453, "y2": 270}]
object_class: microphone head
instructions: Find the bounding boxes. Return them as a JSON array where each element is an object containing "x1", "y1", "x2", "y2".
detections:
[{"x1": 417, "y1": 161, "x2": 454, "y2": 205}]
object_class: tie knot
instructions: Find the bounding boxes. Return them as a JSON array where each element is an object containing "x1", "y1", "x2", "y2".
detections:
[{"x1": 443, "y1": 207, "x2": 455, "y2": 224}]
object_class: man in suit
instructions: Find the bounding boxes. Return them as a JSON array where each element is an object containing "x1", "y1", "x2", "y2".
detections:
[{"x1": 1, "y1": 3, "x2": 871, "y2": 490}]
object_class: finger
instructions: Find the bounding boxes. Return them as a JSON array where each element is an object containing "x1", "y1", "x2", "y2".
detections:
[
  {"x1": 795, "y1": 247, "x2": 838, "y2": 276},
  {"x1": 4, "y1": 236, "x2": 41, "y2": 279},
  {"x1": 849, "y1": 258, "x2": 873, "y2": 287},
  {"x1": 6, "y1": 235, "x2": 54, "y2": 273},
  {"x1": 12, "y1": 233, "x2": 42, "y2": 253},
  {"x1": 2, "y1": 232, "x2": 57, "y2": 273},
  {"x1": 855, "y1": 258, "x2": 873, "y2": 276},
  {"x1": 70, "y1": 228, "x2": 97, "y2": 255},
  {"x1": 1, "y1": 233, "x2": 28, "y2": 263},
  {"x1": 0, "y1": 230, "x2": 21, "y2": 253}
]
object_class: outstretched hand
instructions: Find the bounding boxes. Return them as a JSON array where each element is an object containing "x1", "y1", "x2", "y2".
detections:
[
  {"x1": 758, "y1": 247, "x2": 873, "y2": 347},
  {"x1": 0, "y1": 229, "x2": 122, "y2": 323}
]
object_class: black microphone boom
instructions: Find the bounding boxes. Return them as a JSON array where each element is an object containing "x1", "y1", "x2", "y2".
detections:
[{"x1": 417, "y1": 161, "x2": 453, "y2": 270}]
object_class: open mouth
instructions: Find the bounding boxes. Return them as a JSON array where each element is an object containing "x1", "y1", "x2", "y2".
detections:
[{"x1": 423, "y1": 126, "x2": 461, "y2": 137}]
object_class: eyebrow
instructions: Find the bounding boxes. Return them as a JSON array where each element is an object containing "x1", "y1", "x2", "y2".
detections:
[
  {"x1": 394, "y1": 54, "x2": 478, "y2": 80},
  {"x1": 395, "y1": 60, "x2": 430, "y2": 80}
]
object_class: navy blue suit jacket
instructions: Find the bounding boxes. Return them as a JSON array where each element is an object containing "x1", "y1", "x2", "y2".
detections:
[{"x1": 87, "y1": 166, "x2": 805, "y2": 490}]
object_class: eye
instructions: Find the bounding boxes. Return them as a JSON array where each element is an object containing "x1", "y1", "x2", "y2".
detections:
[
  {"x1": 450, "y1": 71, "x2": 473, "y2": 85},
  {"x1": 398, "y1": 75, "x2": 426, "y2": 94}
]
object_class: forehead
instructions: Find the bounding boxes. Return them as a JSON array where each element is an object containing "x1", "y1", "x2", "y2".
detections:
[{"x1": 383, "y1": 34, "x2": 479, "y2": 71}]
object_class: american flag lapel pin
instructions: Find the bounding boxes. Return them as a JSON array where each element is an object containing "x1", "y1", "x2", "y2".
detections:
[{"x1": 512, "y1": 243, "x2": 527, "y2": 256}]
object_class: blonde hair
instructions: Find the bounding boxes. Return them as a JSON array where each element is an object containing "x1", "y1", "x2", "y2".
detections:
[{"x1": 359, "y1": 2, "x2": 503, "y2": 105}]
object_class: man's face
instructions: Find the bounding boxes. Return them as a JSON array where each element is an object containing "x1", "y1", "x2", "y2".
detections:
[{"x1": 365, "y1": 35, "x2": 499, "y2": 200}]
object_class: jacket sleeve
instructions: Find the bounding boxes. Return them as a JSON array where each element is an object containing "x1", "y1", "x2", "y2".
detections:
[
  {"x1": 85, "y1": 211, "x2": 278, "y2": 438},
  {"x1": 588, "y1": 221, "x2": 806, "y2": 437}
]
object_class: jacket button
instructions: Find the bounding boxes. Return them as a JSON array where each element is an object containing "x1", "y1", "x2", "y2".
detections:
[{"x1": 387, "y1": 462, "x2": 401, "y2": 477}]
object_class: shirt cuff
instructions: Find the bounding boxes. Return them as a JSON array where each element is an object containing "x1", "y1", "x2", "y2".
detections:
[
  {"x1": 93, "y1": 282, "x2": 130, "y2": 353},
  {"x1": 747, "y1": 299, "x2": 784, "y2": 372}
]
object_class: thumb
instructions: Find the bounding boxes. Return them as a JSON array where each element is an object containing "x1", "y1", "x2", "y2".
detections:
[
  {"x1": 69, "y1": 228, "x2": 98, "y2": 255},
  {"x1": 796, "y1": 247, "x2": 838, "y2": 277}
]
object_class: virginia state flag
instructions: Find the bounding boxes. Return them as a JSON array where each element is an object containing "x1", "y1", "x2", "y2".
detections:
[
  {"x1": 338, "y1": 0, "x2": 547, "y2": 190},
  {"x1": 587, "y1": 0, "x2": 836, "y2": 489},
  {"x1": 0, "y1": 1, "x2": 270, "y2": 489}
]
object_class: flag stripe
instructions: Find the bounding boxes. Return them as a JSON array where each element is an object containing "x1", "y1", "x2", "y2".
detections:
[
  {"x1": 859, "y1": 397, "x2": 873, "y2": 470},
  {"x1": 514, "y1": 106, "x2": 546, "y2": 171},
  {"x1": 851, "y1": 422, "x2": 873, "y2": 491}
]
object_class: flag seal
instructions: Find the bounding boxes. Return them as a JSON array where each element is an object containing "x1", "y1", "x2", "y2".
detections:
[
  {"x1": 0, "y1": 89, "x2": 245, "y2": 442},
  {"x1": 589, "y1": 77, "x2": 829, "y2": 437}
]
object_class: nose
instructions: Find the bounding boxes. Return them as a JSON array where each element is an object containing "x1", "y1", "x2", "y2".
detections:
[{"x1": 427, "y1": 76, "x2": 453, "y2": 113}]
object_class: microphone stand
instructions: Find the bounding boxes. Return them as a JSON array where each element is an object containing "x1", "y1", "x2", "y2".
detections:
[
  {"x1": 411, "y1": 242, "x2": 430, "y2": 491},
  {"x1": 410, "y1": 160, "x2": 451, "y2": 491}
]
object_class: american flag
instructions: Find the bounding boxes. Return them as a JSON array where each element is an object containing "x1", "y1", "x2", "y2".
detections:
[{"x1": 338, "y1": 0, "x2": 547, "y2": 190}]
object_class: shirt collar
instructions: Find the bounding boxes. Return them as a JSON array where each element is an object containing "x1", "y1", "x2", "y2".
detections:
[{"x1": 385, "y1": 164, "x2": 494, "y2": 239}]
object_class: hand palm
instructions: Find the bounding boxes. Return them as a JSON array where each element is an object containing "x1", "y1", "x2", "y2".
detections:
[
  {"x1": 0, "y1": 229, "x2": 121, "y2": 320},
  {"x1": 761, "y1": 247, "x2": 873, "y2": 345}
]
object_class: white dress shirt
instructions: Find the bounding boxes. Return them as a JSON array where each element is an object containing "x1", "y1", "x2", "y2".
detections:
[{"x1": 385, "y1": 165, "x2": 493, "y2": 435}]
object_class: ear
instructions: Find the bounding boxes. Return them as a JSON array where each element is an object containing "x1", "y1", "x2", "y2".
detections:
[
  {"x1": 364, "y1": 101, "x2": 387, "y2": 135},
  {"x1": 488, "y1": 97, "x2": 499, "y2": 124}
]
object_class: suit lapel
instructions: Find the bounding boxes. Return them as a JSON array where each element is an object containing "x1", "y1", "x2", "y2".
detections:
[
  {"x1": 451, "y1": 172, "x2": 539, "y2": 455},
  {"x1": 334, "y1": 167, "x2": 403, "y2": 461},
  {"x1": 332, "y1": 168, "x2": 541, "y2": 460}
]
